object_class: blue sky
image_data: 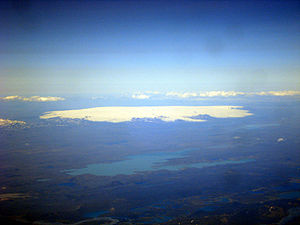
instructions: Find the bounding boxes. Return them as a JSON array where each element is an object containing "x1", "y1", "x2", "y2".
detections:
[{"x1": 1, "y1": 0, "x2": 300, "y2": 95}]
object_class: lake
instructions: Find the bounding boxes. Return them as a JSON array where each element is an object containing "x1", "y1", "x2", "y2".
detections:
[{"x1": 63, "y1": 150, "x2": 255, "y2": 176}]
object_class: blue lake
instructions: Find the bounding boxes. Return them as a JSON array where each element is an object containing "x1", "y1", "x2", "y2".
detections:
[
  {"x1": 63, "y1": 149, "x2": 255, "y2": 176},
  {"x1": 84, "y1": 210, "x2": 109, "y2": 218},
  {"x1": 199, "y1": 205, "x2": 217, "y2": 212}
]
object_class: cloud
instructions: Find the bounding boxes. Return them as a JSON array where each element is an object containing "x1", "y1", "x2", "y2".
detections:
[
  {"x1": 0, "y1": 96, "x2": 20, "y2": 100},
  {"x1": 166, "y1": 92, "x2": 198, "y2": 98},
  {"x1": 199, "y1": 91, "x2": 245, "y2": 97},
  {"x1": 277, "y1": 137, "x2": 285, "y2": 142},
  {"x1": 166, "y1": 91, "x2": 246, "y2": 98},
  {"x1": 0, "y1": 96, "x2": 65, "y2": 102},
  {"x1": 91, "y1": 96, "x2": 105, "y2": 100},
  {"x1": 22, "y1": 96, "x2": 65, "y2": 102},
  {"x1": 132, "y1": 94, "x2": 150, "y2": 99},
  {"x1": 164, "y1": 90, "x2": 300, "y2": 99},
  {"x1": 40, "y1": 106, "x2": 252, "y2": 123},
  {"x1": 145, "y1": 91, "x2": 160, "y2": 94},
  {"x1": 255, "y1": 91, "x2": 300, "y2": 96},
  {"x1": 0, "y1": 118, "x2": 26, "y2": 126}
]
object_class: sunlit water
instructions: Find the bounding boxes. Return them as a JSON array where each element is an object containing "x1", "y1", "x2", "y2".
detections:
[{"x1": 63, "y1": 150, "x2": 255, "y2": 176}]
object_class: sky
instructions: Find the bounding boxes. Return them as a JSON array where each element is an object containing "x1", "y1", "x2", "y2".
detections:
[{"x1": 1, "y1": 0, "x2": 300, "y2": 96}]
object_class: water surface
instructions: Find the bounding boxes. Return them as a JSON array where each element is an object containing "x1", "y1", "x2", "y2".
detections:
[
  {"x1": 64, "y1": 150, "x2": 255, "y2": 176},
  {"x1": 84, "y1": 210, "x2": 109, "y2": 218}
]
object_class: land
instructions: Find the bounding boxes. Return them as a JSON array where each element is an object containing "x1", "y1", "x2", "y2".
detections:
[{"x1": 0, "y1": 98, "x2": 300, "y2": 224}]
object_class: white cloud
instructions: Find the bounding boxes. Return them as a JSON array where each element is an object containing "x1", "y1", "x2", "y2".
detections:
[
  {"x1": 277, "y1": 137, "x2": 285, "y2": 142},
  {"x1": 255, "y1": 91, "x2": 300, "y2": 96},
  {"x1": 23, "y1": 96, "x2": 65, "y2": 102},
  {"x1": 0, "y1": 96, "x2": 20, "y2": 100},
  {"x1": 91, "y1": 96, "x2": 105, "y2": 100},
  {"x1": 132, "y1": 94, "x2": 150, "y2": 99},
  {"x1": 166, "y1": 91, "x2": 245, "y2": 98},
  {"x1": 0, "y1": 96, "x2": 65, "y2": 102},
  {"x1": 199, "y1": 91, "x2": 245, "y2": 97},
  {"x1": 0, "y1": 118, "x2": 26, "y2": 126},
  {"x1": 166, "y1": 92, "x2": 198, "y2": 98},
  {"x1": 145, "y1": 91, "x2": 160, "y2": 94},
  {"x1": 40, "y1": 106, "x2": 252, "y2": 123},
  {"x1": 164, "y1": 90, "x2": 300, "y2": 99}
]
